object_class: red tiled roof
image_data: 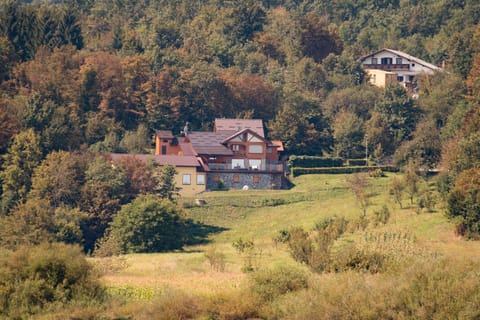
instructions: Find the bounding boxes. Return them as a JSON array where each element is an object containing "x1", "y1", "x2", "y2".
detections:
[
  {"x1": 214, "y1": 118, "x2": 264, "y2": 137},
  {"x1": 109, "y1": 153, "x2": 201, "y2": 167}
]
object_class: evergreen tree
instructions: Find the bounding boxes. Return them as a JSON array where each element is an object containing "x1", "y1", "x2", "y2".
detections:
[
  {"x1": 0, "y1": 129, "x2": 42, "y2": 214},
  {"x1": 156, "y1": 164, "x2": 180, "y2": 202}
]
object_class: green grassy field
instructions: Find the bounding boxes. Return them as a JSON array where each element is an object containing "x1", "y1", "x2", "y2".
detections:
[{"x1": 92, "y1": 173, "x2": 480, "y2": 305}]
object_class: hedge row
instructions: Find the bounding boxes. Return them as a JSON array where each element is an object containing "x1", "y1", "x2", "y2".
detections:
[
  {"x1": 291, "y1": 166, "x2": 399, "y2": 177},
  {"x1": 288, "y1": 156, "x2": 344, "y2": 168},
  {"x1": 346, "y1": 159, "x2": 368, "y2": 166}
]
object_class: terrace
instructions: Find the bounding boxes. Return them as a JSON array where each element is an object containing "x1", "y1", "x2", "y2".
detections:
[{"x1": 207, "y1": 160, "x2": 284, "y2": 173}]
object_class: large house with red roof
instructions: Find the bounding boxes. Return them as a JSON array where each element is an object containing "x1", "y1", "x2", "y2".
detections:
[{"x1": 154, "y1": 118, "x2": 286, "y2": 192}]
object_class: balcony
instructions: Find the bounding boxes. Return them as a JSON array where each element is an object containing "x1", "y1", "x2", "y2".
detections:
[
  {"x1": 363, "y1": 64, "x2": 410, "y2": 71},
  {"x1": 207, "y1": 161, "x2": 284, "y2": 173}
]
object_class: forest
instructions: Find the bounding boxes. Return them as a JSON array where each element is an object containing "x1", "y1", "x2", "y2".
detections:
[{"x1": 1, "y1": 0, "x2": 480, "y2": 318}]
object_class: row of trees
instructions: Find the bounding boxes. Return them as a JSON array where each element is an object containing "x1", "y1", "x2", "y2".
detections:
[{"x1": 0, "y1": 135, "x2": 182, "y2": 252}]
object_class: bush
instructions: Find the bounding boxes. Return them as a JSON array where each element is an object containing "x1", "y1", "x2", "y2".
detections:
[
  {"x1": 374, "y1": 205, "x2": 391, "y2": 225},
  {"x1": 291, "y1": 166, "x2": 398, "y2": 177},
  {"x1": 418, "y1": 191, "x2": 436, "y2": 212},
  {"x1": 347, "y1": 159, "x2": 368, "y2": 166},
  {"x1": 137, "y1": 290, "x2": 203, "y2": 320},
  {"x1": 249, "y1": 265, "x2": 309, "y2": 302},
  {"x1": 330, "y1": 244, "x2": 386, "y2": 274},
  {"x1": 288, "y1": 155, "x2": 344, "y2": 168},
  {"x1": 0, "y1": 243, "x2": 103, "y2": 318},
  {"x1": 204, "y1": 246, "x2": 226, "y2": 272},
  {"x1": 273, "y1": 229, "x2": 291, "y2": 245},
  {"x1": 369, "y1": 168, "x2": 386, "y2": 178},
  {"x1": 111, "y1": 195, "x2": 187, "y2": 253}
]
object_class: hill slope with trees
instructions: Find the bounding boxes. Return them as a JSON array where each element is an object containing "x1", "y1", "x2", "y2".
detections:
[{"x1": 1, "y1": 0, "x2": 480, "y2": 316}]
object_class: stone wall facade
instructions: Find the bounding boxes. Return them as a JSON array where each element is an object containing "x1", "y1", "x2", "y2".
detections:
[{"x1": 206, "y1": 171, "x2": 283, "y2": 190}]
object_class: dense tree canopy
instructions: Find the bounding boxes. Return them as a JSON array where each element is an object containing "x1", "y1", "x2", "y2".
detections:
[{"x1": 0, "y1": 0, "x2": 480, "y2": 244}]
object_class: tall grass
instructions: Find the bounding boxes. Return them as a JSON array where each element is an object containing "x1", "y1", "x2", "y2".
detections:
[{"x1": 86, "y1": 173, "x2": 480, "y2": 319}]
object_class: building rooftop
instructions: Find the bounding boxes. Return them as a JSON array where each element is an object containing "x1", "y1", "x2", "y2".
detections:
[
  {"x1": 360, "y1": 48, "x2": 441, "y2": 71},
  {"x1": 186, "y1": 131, "x2": 234, "y2": 156},
  {"x1": 155, "y1": 130, "x2": 174, "y2": 139},
  {"x1": 109, "y1": 153, "x2": 202, "y2": 167},
  {"x1": 214, "y1": 118, "x2": 265, "y2": 137}
]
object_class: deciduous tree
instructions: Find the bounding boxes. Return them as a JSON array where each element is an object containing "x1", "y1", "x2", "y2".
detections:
[{"x1": 111, "y1": 195, "x2": 186, "y2": 253}]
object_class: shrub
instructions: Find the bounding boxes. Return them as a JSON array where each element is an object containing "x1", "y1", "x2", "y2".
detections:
[
  {"x1": 330, "y1": 244, "x2": 386, "y2": 274},
  {"x1": 0, "y1": 243, "x2": 103, "y2": 318},
  {"x1": 287, "y1": 227, "x2": 313, "y2": 265},
  {"x1": 314, "y1": 216, "x2": 349, "y2": 240},
  {"x1": 273, "y1": 229, "x2": 291, "y2": 245},
  {"x1": 417, "y1": 191, "x2": 436, "y2": 212},
  {"x1": 374, "y1": 205, "x2": 391, "y2": 225},
  {"x1": 111, "y1": 195, "x2": 187, "y2": 253},
  {"x1": 204, "y1": 246, "x2": 226, "y2": 272},
  {"x1": 369, "y1": 168, "x2": 386, "y2": 178},
  {"x1": 261, "y1": 198, "x2": 286, "y2": 206},
  {"x1": 207, "y1": 290, "x2": 260, "y2": 320},
  {"x1": 93, "y1": 231, "x2": 122, "y2": 257},
  {"x1": 137, "y1": 290, "x2": 203, "y2": 320},
  {"x1": 291, "y1": 166, "x2": 398, "y2": 177},
  {"x1": 249, "y1": 265, "x2": 309, "y2": 302},
  {"x1": 232, "y1": 238, "x2": 259, "y2": 273}
]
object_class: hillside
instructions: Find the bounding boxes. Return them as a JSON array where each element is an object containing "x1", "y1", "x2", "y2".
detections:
[
  {"x1": 1, "y1": 0, "x2": 480, "y2": 318},
  {"x1": 83, "y1": 173, "x2": 480, "y2": 319}
]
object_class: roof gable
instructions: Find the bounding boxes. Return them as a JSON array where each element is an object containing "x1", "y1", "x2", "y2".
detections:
[
  {"x1": 360, "y1": 48, "x2": 440, "y2": 71},
  {"x1": 221, "y1": 128, "x2": 267, "y2": 144}
]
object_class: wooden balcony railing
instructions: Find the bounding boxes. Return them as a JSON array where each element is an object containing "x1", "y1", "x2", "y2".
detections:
[{"x1": 363, "y1": 64, "x2": 410, "y2": 71}]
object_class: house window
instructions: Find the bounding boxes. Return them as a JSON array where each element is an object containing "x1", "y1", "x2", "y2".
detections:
[
  {"x1": 249, "y1": 159, "x2": 261, "y2": 170},
  {"x1": 182, "y1": 174, "x2": 191, "y2": 185},
  {"x1": 253, "y1": 175, "x2": 260, "y2": 184},
  {"x1": 248, "y1": 145, "x2": 263, "y2": 154},
  {"x1": 231, "y1": 144, "x2": 240, "y2": 151},
  {"x1": 267, "y1": 147, "x2": 273, "y2": 154},
  {"x1": 233, "y1": 174, "x2": 240, "y2": 183},
  {"x1": 397, "y1": 76, "x2": 404, "y2": 82},
  {"x1": 232, "y1": 159, "x2": 245, "y2": 169},
  {"x1": 396, "y1": 58, "x2": 402, "y2": 64},
  {"x1": 371, "y1": 58, "x2": 378, "y2": 64},
  {"x1": 196, "y1": 174, "x2": 205, "y2": 185}
]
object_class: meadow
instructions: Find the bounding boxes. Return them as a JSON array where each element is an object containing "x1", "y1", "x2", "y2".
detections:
[{"x1": 86, "y1": 173, "x2": 480, "y2": 319}]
